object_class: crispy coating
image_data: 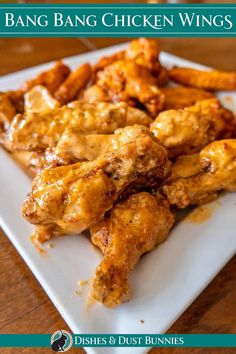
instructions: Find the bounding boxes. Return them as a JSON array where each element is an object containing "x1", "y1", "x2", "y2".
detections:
[
  {"x1": 150, "y1": 99, "x2": 231, "y2": 158},
  {"x1": 162, "y1": 86, "x2": 214, "y2": 110},
  {"x1": 22, "y1": 135, "x2": 170, "y2": 242},
  {"x1": 97, "y1": 60, "x2": 165, "y2": 116},
  {"x1": 6, "y1": 102, "x2": 150, "y2": 151},
  {"x1": 21, "y1": 61, "x2": 70, "y2": 94},
  {"x1": 93, "y1": 50, "x2": 125, "y2": 75},
  {"x1": 93, "y1": 38, "x2": 161, "y2": 75},
  {"x1": 0, "y1": 93, "x2": 16, "y2": 133},
  {"x1": 170, "y1": 67, "x2": 236, "y2": 91},
  {"x1": 163, "y1": 139, "x2": 236, "y2": 208},
  {"x1": 54, "y1": 63, "x2": 92, "y2": 105},
  {"x1": 90, "y1": 192, "x2": 174, "y2": 307},
  {"x1": 125, "y1": 37, "x2": 161, "y2": 74}
]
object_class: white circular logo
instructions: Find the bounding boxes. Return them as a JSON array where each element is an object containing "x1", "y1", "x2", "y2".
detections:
[{"x1": 51, "y1": 330, "x2": 73, "y2": 352}]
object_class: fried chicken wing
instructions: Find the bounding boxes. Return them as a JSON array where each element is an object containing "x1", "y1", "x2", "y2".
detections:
[
  {"x1": 27, "y1": 124, "x2": 154, "y2": 173},
  {"x1": 93, "y1": 50, "x2": 125, "y2": 75},
  {"x1": 97, "y1": 60, "x2": 165, "y2": 116},
  {"x1": 21, "y1": 61, "x2": 70, "y2": 94},
  {"x1": 163, "y1": 139, "x2": 236, "y2": 208},
  {"x1": 6, "y1": 102, "x2": 150, "y2": 152},
  {"x1": 125, "y1": 37, "x2": 161, "y2": 74},
  {"x1": 22, "y1": 135, "x2": 170, "y2": 242},
  {"x1": 162, "y1": 86, "x2": 214, "y2": 110},
  {"x1": 150, "y1": 99, "x2": 231, "y2": 157},
  {"x1": 170, "y1": 67, "x2": 236, "y2": 91},
  {"x1": 90, "y1": 192, "x2": 174, "y2": 307},
  {"x1": 54, "y1": 63, "x2": 92, "y2": 105},
  {"x1": 94, "y1": 38, "x2": 161, "y2": 75},
  {"x1": 53, "y1": 125, "x2": 152, "y2": 164}
]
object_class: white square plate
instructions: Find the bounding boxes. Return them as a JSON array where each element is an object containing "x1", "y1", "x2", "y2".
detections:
[{"x1": 0, "y1": 43, "x2": 236, "y2": 354}]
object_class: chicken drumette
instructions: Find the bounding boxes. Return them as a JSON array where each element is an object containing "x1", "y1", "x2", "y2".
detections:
[
  {"x1": 23, "y1": 133, "x2": 170, "y2": 242},
  {"x1": 150, "y1": 99, "x2": 235, "y2": 158},
  {"x1": 96, "y1": 60, "x2": 165, "y2": 116},
  {"x1": 90, "y1": 192, "x2": 174, "y2": 307},
  {"x1": 5, "y1": 101, "x2": 151, "y2": 152},
  {"x1": 163, "y1": 139, "x2": 236, "y2": 208}
]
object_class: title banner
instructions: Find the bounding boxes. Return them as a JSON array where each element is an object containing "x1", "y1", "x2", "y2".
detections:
[{"x1": 0, "y1": 4, "x2": 236, "y2": 37}]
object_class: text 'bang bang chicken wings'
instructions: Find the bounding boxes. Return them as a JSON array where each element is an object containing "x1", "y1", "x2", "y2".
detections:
[{"x1": 0, "y1": 37, "x2": 236, "y2": 306}]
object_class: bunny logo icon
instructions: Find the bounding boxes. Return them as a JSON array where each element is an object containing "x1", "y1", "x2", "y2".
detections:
[{"x1": 51, "y1": 330, "x2": 73, "y2": 352}]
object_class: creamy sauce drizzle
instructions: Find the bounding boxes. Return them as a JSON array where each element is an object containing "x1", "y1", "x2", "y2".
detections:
[{"x1": 185, "y1": 205, "x2": 216, "y2": 224}]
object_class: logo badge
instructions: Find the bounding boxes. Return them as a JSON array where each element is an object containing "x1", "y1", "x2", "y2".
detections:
[{"x1": 51, "y1": 330, "x2": 73, "y2": 352}]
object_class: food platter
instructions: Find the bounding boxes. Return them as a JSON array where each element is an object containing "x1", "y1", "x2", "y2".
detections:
[{"x1": 0, "y1": 43, "x2": 236, "y2": 354}]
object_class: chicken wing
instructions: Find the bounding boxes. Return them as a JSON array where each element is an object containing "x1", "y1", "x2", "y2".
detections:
[
  {"x1": 93, "y1": 38, "x2": 161, "y2": 75},
  {"x1": 125, "y1": 37, "x2": 161, "y2": 74},
  {"x1": 26, "y1": 124, "x2": 154, "y2": 173},
  {"x1": 169, "y1": 67, "x2": 236, "y2": 91},
  {"x1": 93, "y1": 50, "x2": 125, "y2": 75},
  {"x1": 90, "y1": 192, "x2": 174, "y2": 307},
  {"x1": 97, "y1": 60, "x2": 165, "y2": 116},
  {"x1": 6, "y1": 101, "x2": 151, "y2": 152},
  {"x1": 162, "y1": 86, "x2": 214, "y2": 110},
  {"x1": 22, "y1": 134, "x2": 170, "y2": 242},
  {"x1": 163, "y1": 139, "x2": 236, "y2": 208},
  {"x1": 54, "y1": 63, "x2": 92, "y2": 105},
  {"x1": 150, "y1": 99, "x2": 233, "y2": 158},
  {"x1": 21, "y1": 61, "x2": 70, "y2": 94},
  {"x1": 53, "y1": 125, "x2": 153, "y2": 165}
]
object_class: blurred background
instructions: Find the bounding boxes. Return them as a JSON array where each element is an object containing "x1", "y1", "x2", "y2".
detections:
[{"x1": 0, "y1": 0, "x2": 235, "y2": 76}]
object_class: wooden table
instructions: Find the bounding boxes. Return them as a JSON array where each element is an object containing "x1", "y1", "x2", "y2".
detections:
[{"x1": 0, "y1": 36, "x2": 236, "y2": 354}]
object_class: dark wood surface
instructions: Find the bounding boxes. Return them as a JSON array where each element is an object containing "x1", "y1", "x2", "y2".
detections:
[{"x1": 0, "y1": 36, "x2": 236, "y2": 354}]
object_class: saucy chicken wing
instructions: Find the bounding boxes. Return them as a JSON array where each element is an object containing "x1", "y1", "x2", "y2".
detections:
[
  {"x1": 170, "y1": 67, "x2": 236, "y2": 91},
  {"x1": 6, "y1": 101, "x2": 151, "y2": 151},
  {"x1": 163, "y1": 139, "x2": 236, "y2": 208},
  {"x1": 22, "y1": 134, "x2": 170, "y2": 242},
  {"x1": 53, "y1": 125, "x2": 153, "y2": 165},
  {"x1": 150, "y1": 99, "x2": 233, "y2": 158},
  {"x1": 90, "y1": 192, "x2": 174, "y2": 307}
]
